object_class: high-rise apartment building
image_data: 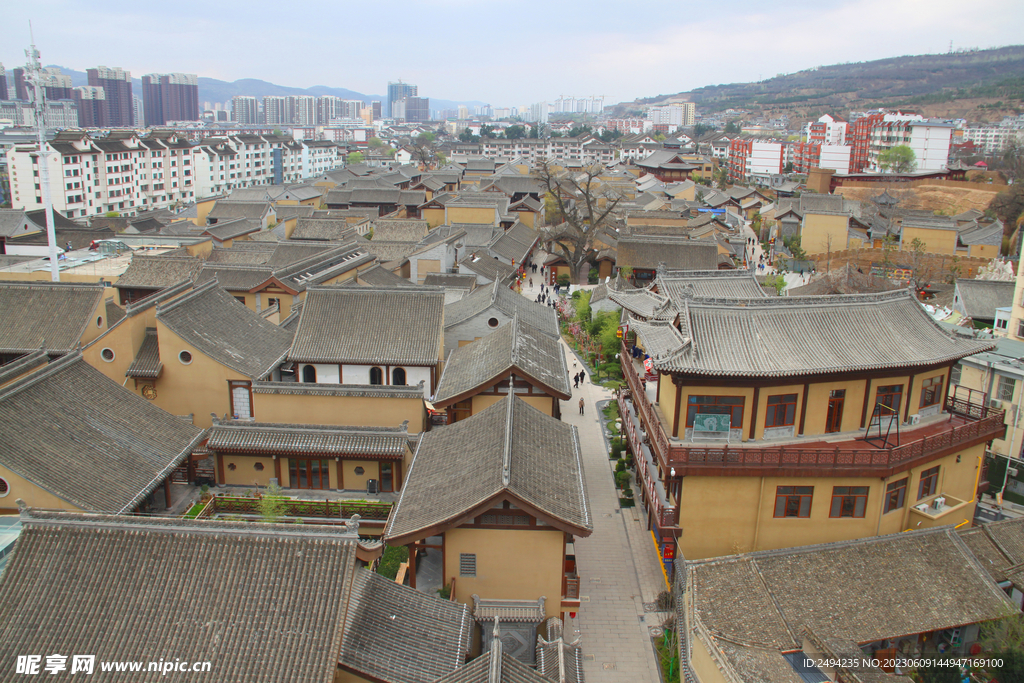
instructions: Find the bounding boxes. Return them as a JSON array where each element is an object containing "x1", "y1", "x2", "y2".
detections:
[
  {"x1": 87, "y1": 66, "x2": 134, "y2": 126},
  {"x1": 0, "y1": 63, "x2": 7, "y2": 101},
  {"x1": 263, "y1": 96, "x2": 287, "y2": 125},
  {"x1": 232, "y1": 96, "x2": 259, "y2": 125},
  {"x1": 142, "y1": 73, "x2": 199, "y2": 125},
  {"x1": 39, "y1": 68, "x2": 73, "y2": 101},
  {"x1": 133, "y1": 95, "x2": 145, "y2": 128},
  {"x1": 73, "y1": 87, "x2": 105, "y2": 127},
  {"x1": 12, "y1": 67, "x2": 28, "y2": 100},
  {"x1": 294, "y1": 96, "x2": 316, "y2": 126},
  {"x1": 387, "y1": 81, "x2": 416, "y2": 118},
  {"x1": 371, "y1": 101, "x2": 381, "y2": 120},
  {"x1": 316, "y1": 96, "x2": 341, "y2": 124}
]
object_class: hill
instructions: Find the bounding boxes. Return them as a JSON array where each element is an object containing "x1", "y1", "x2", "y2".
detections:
[
  {"x1": 617, "y1": 45, "x2": 1024, "y2": 123},
  {"x1": 48, "y1": 66, "x2": 483, "y2": 113}
]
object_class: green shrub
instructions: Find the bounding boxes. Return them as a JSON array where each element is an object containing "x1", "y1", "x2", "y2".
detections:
[
  {"x1": 376, "y1": 545, "x2": 409, "y2": 580},
  {"x1": 615, "y1": 470, "x2": 632, "y2": 490},
  {"x1": 615, "y1": 459, "x2": 626, "y2": 472},
  {"x1": 619, "y1": 496, "x2": 636, "y2": 508},
  {"x1": 610, "y1": 442, "x2": 623, "y2": 459},
  {"x1": 557, "y1": 274, "x2": 570, "y2": 287}
]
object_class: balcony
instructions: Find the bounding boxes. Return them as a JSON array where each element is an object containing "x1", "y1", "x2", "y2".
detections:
[
  {"x1": 620, "y1": 340, "x2": 1006, "y2": 479},
  {"x1": 907, "y1": 492, "x2": 973, "y2": 529}
]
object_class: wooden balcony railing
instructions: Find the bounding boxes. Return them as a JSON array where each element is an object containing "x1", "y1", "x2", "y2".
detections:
[
  {"x1": 564, "y1": 574, "x2": 580, "y2": 600},
  {"x1": 618, "y1": 391, "x2": 679, "y2": 529},
  {"x1": 620, "y1": 340, "x2": 1006, "y2": 475},
  {"x1": 206, "y1": 495, "x2": 393, "y2": 520}
]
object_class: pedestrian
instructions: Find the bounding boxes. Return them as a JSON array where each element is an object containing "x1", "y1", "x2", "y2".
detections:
[
  {"x1": 579, "y1": 397, "x2": 585, "y2": 415},
  {"x1": 529, "y1": 278, "x2": 533, "y2": 288},
  {"x1": 573, "y1": 358, "x2": 577, "y2": 370},
  {"x1": 573, "y1": 375, "x2": 579, "y2": 389},
  {"x1": 65, "y1": 240, "x2": 73, "y2": 252},
  {"x1": 580, "y1": 370, "x2": 586, "y2": 384}
]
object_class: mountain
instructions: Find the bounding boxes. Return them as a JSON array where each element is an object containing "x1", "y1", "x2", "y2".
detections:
[
  {"x1": 47, "y1": 66, "x2": 484, "y2": 113},
  {"x1": 614, "y1": 45, "x2": 1024, "y2": 122}
]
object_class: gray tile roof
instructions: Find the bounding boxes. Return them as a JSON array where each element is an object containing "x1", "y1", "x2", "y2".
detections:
[
  {"x1": 195, "y1": 263, "x2": 274, "y2": 291},
  {"x1": 0, "y1": 209, "x2": 35, "y2": 237},
  {"x1": 372, "y1": 219, "x2": 430, "y2": 242},
  {"x1": 366, "y1": 240, "x2": 421, "y2": 263},
  {"x1": 489, "y1": 222, "x2": 538, "y2": 265},
  {"x1": 958, "y1": 220, "x2": 1003, "y2": 247},
  {"x1": 252, "y1": 380, "x2": 426, "y2": 400},
  {"x1": 445, "y1": 281, "x2": 559, "y2": 337},
  {"x1": 0, "y1": 281, "x2": 105, "y2": 355},
  {"x1": 207, "y1": 420, "x2": 409, "y2": 457},
  {"x1": 460, "y1": 255, "x2": 518, "y2": 284},
  {"x1": 357, "y1": 263, "x2": 414, "y2": 287},
  {"x1": 536, "y1": 618, "x2": 585, "y2": 683},
  {"x1": 424, "y1": 273, "x2": 478, "y2": 289},
  {"x1": 954, "y1": 279, "x2": 1015, "y2": 321},
  {"x1": 292, "y1": 217, "x2": 358, "y2": 241},
  {"x1": 204, "y1": 217, "x2": 263, "y2": 241},
  {"x1": 273, "y1": 204, "x2": 316, "y2": 221},
  {"x1": 688, "y1": 526, "x2": 1014, "y2": 655},
  {"x1": 113, "y1": 254, "x2": 201, "y2": 290},
  {"x1": 616, "y1": 237, "x2": 720, "y2": 271},
  {"x1": 608, "y1": 287, "x2": 674, "y2": 320},
  {"x1": 657, "y1": 289, "x2": 994, "y2": 377},
  {"x1": 656, "y1": 269, "x2": 767, "y2": 301},
  {"x1": 434, "y1": 649, "x2": 548, "y2": 683},
  {"x1": 0, "y1": 511, "x2": 357, "y2": 682},
  {"x1": 126, "y1": 327, "x2": 162, "y2": 379},
  {"x1": 156, "y1": 281, "x2": 293, "y2": 379},
  {"x1": 290, "y1": 286, "x2": 444, "y2": 365},
  {"x1": 206, "y1": 199, "x2": 273, "y2": 222},
  {"x1": 105, "y1": 298, "x2": 126, "y2": 325},
  {"x1": 435, "y1": 315, "x2": 571, "y2": 405},
  {"x1": 339, "y1": 569, "x2": 471, "y2": 683},
  {"x1": 386, "y1": 395, "x2": 592, "y2": 542},
  {"x1": 0, "y1": 354, "x2": 203, "y2": 513}
]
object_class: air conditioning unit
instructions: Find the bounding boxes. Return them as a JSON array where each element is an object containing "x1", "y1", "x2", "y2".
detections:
[
  {"x1": 990, "y1": 399, "x2": 1005, "y2": 410},
  {"x1": 1009, "y1": 467, "x2": 1020, "y2": 478},
  {"x1": 908, "y1": 414, "x2": 921, "y2": 426},
  {"x1": 932, "y1": 496, "x2": 946, "y2": 510},
  {"x1": 914, "y1": 503, "x2": 930, "y2": 513}
]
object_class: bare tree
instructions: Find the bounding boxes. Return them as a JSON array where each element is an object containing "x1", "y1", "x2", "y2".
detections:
[{"x1": 537, "y1": 158, "x2": 623, "y2": 284}]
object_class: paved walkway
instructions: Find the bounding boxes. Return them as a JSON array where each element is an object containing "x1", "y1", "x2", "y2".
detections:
[{"x1": 519, "y1": 262, "x2": 665, "y2": 681}]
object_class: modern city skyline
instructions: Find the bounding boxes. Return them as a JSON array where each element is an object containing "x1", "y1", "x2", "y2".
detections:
[{"x1": 3, "y1": 0, "x2": 1020, "y2": 105}]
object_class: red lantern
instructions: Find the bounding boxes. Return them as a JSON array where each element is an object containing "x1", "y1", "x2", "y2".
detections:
[
  {"x1": 663, "y1": 544, "x2": 675, "y2": 560},
  {"x1": 569, "y1": 612, "x2": 577, "y2": 619}
]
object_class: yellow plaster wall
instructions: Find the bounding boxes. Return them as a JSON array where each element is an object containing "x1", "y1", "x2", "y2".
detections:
[
  {"x1": 445, "y1": 527, "x2": 565, "y2": 620},
  {"x1": 0, "y1": 465, "x2": 84, "y2": 513},
  {"x1": 341, "y1": 460, "x2": 379, "y2": 491},
  {"x1": 657, "y1": 376, "x2": 679, "y2": 436},
  {"x1": 901, "y1": 226, "x2": 957, "y2": 255},
  {"x1": 253, "y1": 392, "x2": 426, "y2": 433},
  {"x1": 677, "y1": 446, "x2": 982, "y2": 559},
  {"x1": 417, "y1": 258, "x2": 440, "y2": 283},
  {"x1": 801, "y1": 212, "x2": 849, "y2": 256},
  {"x1": 221, "y1": 455, "x2": 276, "y2": 487},
  {"x1": 422, "y1": 207, "x2": 446, "y2": 228},
  {"x1": 448, "y1": 206, "x2": 496, "y2": 226}
]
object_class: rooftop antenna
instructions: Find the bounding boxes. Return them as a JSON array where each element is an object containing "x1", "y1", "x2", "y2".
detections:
[{"x1": 25, "y1": 22, "x2": 60, "y2": 282}]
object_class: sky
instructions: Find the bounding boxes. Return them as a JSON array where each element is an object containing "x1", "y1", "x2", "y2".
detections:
[{"x1": 2, "y1": 0, "x2": 1022, "y2": 107}]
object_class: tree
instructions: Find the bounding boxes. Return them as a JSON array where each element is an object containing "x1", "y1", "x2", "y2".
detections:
[
  {"x1": 458, "y1": 129, "x2": 479, "y2": 143},
  {"x1": 783, "y1": 161, "x2": 794, "y2": 173},
  {"x1": 258, "y1": 483, "x2": 287, "y2": 523},
  {"x1": 538, "y1": 158, "x2": 622, "y2": 285},
  {"x1": 653, "y1": 133, "x2": 666, "y2": 142},
  {"x1": 877, "y1": 145, "x2": 917, "y2": 173},
  {"x1": 346, "y1": 151, "x2": 364, "y2": 164},
  {"x1": 529, "y1": 124, "x2": 541, "y2": 139},
  {"x1": 435, "y1": 151, "x2": 447, "y2": 166},
  {"x1": 598, "y1": 129, "x2": 623, "y2": 143},
  {"x1": 568, "y1": 125, "x2": 592, "y2": 138},
  {"x1": 907, "y1": 237, "x2": 934, "y2": 290},
  {"x1": 692, "y1": 122, "x2": 713, "y2": 138},
  {"x1": 104, "y1": 210, "x2": 120, "y2": 218},
  {"x1": 505, "y1": 125, "x2": 527, "y2": 140},
  {"x1": 765, "y1": 274, "x2": 786, "y2": 295},
  {"x1": 990, "y1": 184, "x2": 1024, "y2": 227},
  {"x1": 368, "y1": 137, "x2": 385, "y2": 149},
  {"x1": 417, "y1": 131, "x2": 436, "y2": 144},
  {"x1": 724, "y1": 121, "x2": 741, "y2": 135},
  {"x1": 480, "y1": 124, "x2": 497, "y2": 139}
]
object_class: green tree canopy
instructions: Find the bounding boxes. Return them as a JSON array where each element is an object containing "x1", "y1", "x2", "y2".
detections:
[
  {"x1": 877, "y1": 145, "x2": 917, "y2": 173},
  {"x1": 505, "y1": 125, "x2": 527, "y2": 140},
  {"x1": 417, "y1": 132, "x2": 436, "y2": 144},
  {"x1": 458, "y1": 129, "x2": 479, "y2": 143},
  {"x1": 724, "y1": 121, "x2": 741, "y2": 135},
  {"x1": 368, "y1": 137, "x2": 385, "y2": 149},
  {"x1": 346, "y1": 151, "x2": 364, "y2": 164},
  {"x1": 568, "y1": 125, "x2": 592, "y2": 138},
  {"x1": 480, "y1": 124, "x2": 497, "y2": 139}
]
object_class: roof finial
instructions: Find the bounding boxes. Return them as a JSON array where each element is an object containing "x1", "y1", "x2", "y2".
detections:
[{"x1": 488, "y1": 617, "x2": 503, "y2": 683}]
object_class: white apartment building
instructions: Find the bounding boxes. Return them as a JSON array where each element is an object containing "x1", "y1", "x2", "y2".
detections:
[
  {"x1": 450, "y1": 136, "x2": 615, "y2": 165},
  {"x1": 0, "y1": 100, "x2": 79, "y2": 129},
  {"x1": 648, "y1": 103, "x2": 696, "y2": 128},
  {"x1": 192, "y1": 134, "x2": 339, "y2": 197},
  {"x1": 6, "y1": 130, "x2": 196, "y2": 218},
  {"x1": 868, "y1": 114, "x2": 953, "y2": 172},
  {"x1": 959, "y1": 126, "x2": 1024, "y2": 155},
  {"x1": 263, "y1": 96, "x2": 288, "y2": 125},
  {"x1": 231, "y1": 96, "x2": 259, "y2": 125}
]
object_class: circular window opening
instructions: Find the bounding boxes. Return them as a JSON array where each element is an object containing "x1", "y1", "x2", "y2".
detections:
[
  {"x1": 96, "y1": 316, "x2": 103, "y2": 328},
  {"x1": 354, "y1": 466, "x2": 365, "y2": 475},
  {"x1": 100, "y1": 348, "x2": 115, "y2": 363},
  {"x1": 0, "y1": 477, "x2": 9, "y2": 497},
  {"x1": 179, "y1": 350, "x2": 193, "y2": 365},
  {"x1": 227, "y1": 463, "x2": 237, "y2": 471},
  {"x1": 254, "y1": 462, "x2": 264, "y2": 471},
  {"x1": 487, "y1": 317, "x2": 499, "y2": 328}
]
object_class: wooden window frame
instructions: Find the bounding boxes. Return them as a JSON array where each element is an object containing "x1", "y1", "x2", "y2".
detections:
[
  {"x1": 686, "y1": 395, "x2": 744, "y2": 429},
  {"x1": 885, "y1": 478, "x2": 907, "y2": 513},
  {"x1": 919, "y1": 376, "x2": 943, "y2": 408},
  {"x1": 369, "y1": 366, "x2": 384, "y2": 385},
  {"x1": 918, "y1": 465, "x2": 940, "y2": 500},
  {"x1": 392, "y1": 367, "x2": 407, "y2": 386},
  {"x1": 764, "y1": 393, "x2": 797, "y2": 428},
  {"x1": 774, "y1": 486, "x2": 813, "y2": 518},
  {"x1": 876, "y1": 384, "x2": 903, "y2": 413},
  {"x1": 830, "y1": 486, "x2": 869, "y2": 518}
]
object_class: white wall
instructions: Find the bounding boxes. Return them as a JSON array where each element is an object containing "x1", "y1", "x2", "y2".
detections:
[
  {"x1": 910, "y1": 124, "x2": 953, "y2": 172},
  {"x1": 819, "y1": 145, "x2": 851, "y2": 174},
  {"x1": 298, "y1": 363, "x2": 340, "y2": 384},
  {"x1": 343, "y1": 364, "x2": 431, "y2": 396},
  {"x1": 749, "y1": 142, "x2": 783, "y2": 176}
]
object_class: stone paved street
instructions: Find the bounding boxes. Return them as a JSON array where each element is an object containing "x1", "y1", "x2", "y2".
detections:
[{"x1": 520, "y1": 271, "x2": 667, "y2": 681}]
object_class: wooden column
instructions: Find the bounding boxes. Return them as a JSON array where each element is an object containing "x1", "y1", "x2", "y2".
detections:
[
  {"x1": 904, "y1": 375, "x2": 916, "y2": 423},
  {"x1": 216, "y1": 453, "x2": 225, "y2": 485},
  {"x1": 798, "y1": 383, "x2": 810, "y2": 435},
  {"x1": 163, "y1": 478, "x2": 172, "y2": 509},
  {"x1": 408, "y1": 544, "x2": 417, "y2": 589},
  {"x1": 672, "y1": 379, "x2": 683, "y2": 438},
  {"x1": 274, "y1": 456, "x2": 282, "y2": 485},
  {"x1": 337, "y1": 459, "x2": 344, "y2": 490},
  {"x1": 749, "y1": 386, "x2": 760, "y2": 441},
  {"x1": 860, "y1": 378, "x2": 873, "y2": 429}
]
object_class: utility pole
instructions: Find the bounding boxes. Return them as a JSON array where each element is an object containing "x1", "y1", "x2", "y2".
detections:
[{"x1": 24, "y1": 26, "x2": 60, "y2": 282}]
